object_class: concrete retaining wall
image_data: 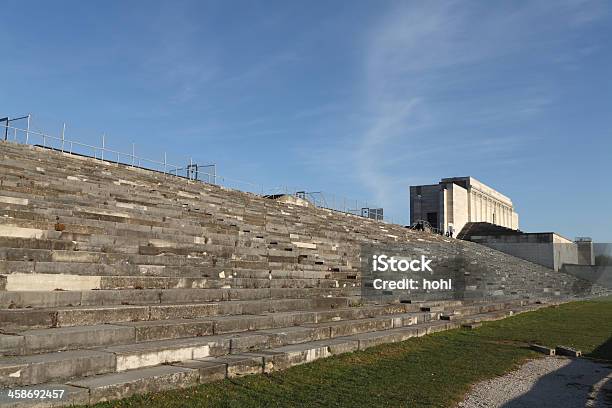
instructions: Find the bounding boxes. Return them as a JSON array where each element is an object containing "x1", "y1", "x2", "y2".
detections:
[{"x1": 560, "y1": 265, "x2": 612, "y2": 289}]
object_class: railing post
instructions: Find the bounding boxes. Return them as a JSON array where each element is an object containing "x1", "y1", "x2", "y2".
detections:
[
  {"x1": 164, "y1": 152, "x2": 167, "y2": 175},
  {"x1": 132, "y1": 143, "x2": 135, "y2": 166},
  {"x1": 101, "y1": 134, "x2": 105, "y2": 161},
  {"x1": 3, "y1": 117, "x2": 8, "y2": 141},
  {"x1": 25, "y1": 114, "x2": 30, "y2": 144},
  {"x1": 61, "y1": 123, "x2": 66, "y2": 152}
]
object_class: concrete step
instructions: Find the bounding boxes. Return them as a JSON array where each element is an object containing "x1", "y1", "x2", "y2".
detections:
[
  {"x1": 265, "y1": 337, "x2": 360, "y2": 368},
  {"x1": 0, "y1": 244, "x2": 225, "y2": 267},
  {"x1": 0, "y1": 272, "x2": 356, "y2": 291},
  {"x1": 5, "y1": 300, "x2": 483, "y2": 364},
  {"x1": 0, "y1": 330, "x2": 398, "y2": 406},
  {"x1": 305, "y1": 317, "x2": 395, "y2": 338},
  {"x1": 0, "y1": 212, "x2": 340, "y2": 253},
  {"x1": 100, "y1": 335, "x2": 231, "y2": 372},
  {"x1": 0, "y1": 303, "x2": 462, "y2": 381},
  {"x1": 0, "y1": 349, "x2": 116, "y2": 387},
  {"x1": 0, "y1": 297, "x2": 352, "y2": 331},
  {"x1": 0, "y1": 226, "x2": 348, "y2": 268},
  {"x1": 7, "y1": 325, "x2": 136, "y2": 354},
  {"x1": 0, "y1": 287, "x2": 358, "y2": 309},
  {"x1": 66, "y1": 365, "x2": 200, "y2": 404},
  {"x1": 195, "y1": 354, "x2": 264, "y2": 377},
  {"x1": 0, "y1": 305, "x2": 426, "y2": 356},
  {"x1": 351, "y1": 325, "x2": 424, "y2": 349},
  {"x1": 0, "y1": 141, "x2": 600, "y2": 407}
]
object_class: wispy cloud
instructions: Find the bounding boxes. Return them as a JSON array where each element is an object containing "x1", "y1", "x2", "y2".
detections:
[{"x1": 348, "y1": 0, "x2": 607, "y2": 220}]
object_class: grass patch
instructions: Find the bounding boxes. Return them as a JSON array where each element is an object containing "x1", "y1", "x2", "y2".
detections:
[{"x1": 86, "y1": 297, "x2": 612, "y2": 408}]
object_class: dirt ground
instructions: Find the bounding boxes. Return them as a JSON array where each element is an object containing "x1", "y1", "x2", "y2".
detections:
[{"x1": 458, "y1": 356, "x2": 612, "y2": 408}]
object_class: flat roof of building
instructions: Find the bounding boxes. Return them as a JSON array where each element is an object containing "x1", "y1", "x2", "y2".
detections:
[{"x1": 440, "y1": 176, "x2": 513, "y2": 205}]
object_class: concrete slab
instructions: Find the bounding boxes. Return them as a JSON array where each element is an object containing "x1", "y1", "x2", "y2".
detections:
[
  {"x1": 103, "y1": 336, "x2": 230, "y2": 372},
  {"x1": 0, "y1": 196, "x2": 29, "y2": 206},
  {"x1": 210, "y1": 315, "x2": 274, "y2": 334},
  {"x1": 159, "y1": 288, "x2": 225, "y2": 303},
  {"x1": 292, "y1": 242, "x2": 316, "y2": 249},
  {"x1": 116, "y1": 319, "x2": 214, "y2": 342},
  {"x1": 149, "y1": 303, "x2": 219, "y2": 320},
  {"x1": 0, "y1": 291, "x2": 82, "y2": 309},
  {"x1": 0, "y1": 350, "x2": 116, "y2": 387},
  {"x1": 201, "y1": 354, "x2": 263, "y2": 377},
  {"x1": 0, "y1": 334, "x2": 25, "y2": 356},
  {"x1": 172, "y1": 359, "x2": 227, "y2": 383},
  {"x1": 353, "y1": 326, "x2": 420, "y2": 350},
  {"x1": 229, "y1": 333, "x2": 270, "y2": 353},
  {"x1": 80, "y1": 289, "x2": 161, "y2": 306},
  {"x1": 0, "y1": 226, "x2": 43, "y2": 239},
  {"x1": 531, "y1": 344, "x2": 556, "y2": 356},
  {"x1": 4, "y1": 273, "x2": 101, "y2": 291},
  {"x1": 325, "y1": 338, "x2": 359, "y2": 354},
  {"x1": 0, "y1": 309, "x2": 56, "y2": 331},
  {"x1": 54, "y1": 305, "x2": 150, "y2": 327},
  {"x1": 258, "y1": 326, "x2": 328, "y2": 347},
  {"x1": 99, "y1": 276, "x2": 208, "y2": 290},
  {"x1": 21, "y1": 324, "x2": 135, "y2": 353},
  {"x1": 266, "y1": 311, "x2": 317, "y2": 327},
  {"x1": 242, "y1": 350, "x2": 290, "y2": 372},
  {"x1": 555, "y1": 345, "x2": 582, "y2": 357},
  {"x1": 327, "y1": 317, "x2": 394, "y2": 338},
  {"x1": 68, "y1": 365, "x2": 199, "y2": 404},
  {"x1": 423, "y1": 321, "x2": 450, "y2": 335},
  {"x1": 271, "y1": 341, "x2": 331, "y2": 366}
]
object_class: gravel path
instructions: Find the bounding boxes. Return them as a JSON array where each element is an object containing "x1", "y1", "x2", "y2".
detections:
[{"x1": 458, "y1": 356, "x2": 612, "y2": 408}]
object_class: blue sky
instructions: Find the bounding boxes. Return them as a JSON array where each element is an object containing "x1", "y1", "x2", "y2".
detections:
[{"x1": 1, "y1": 1, "x2": 610, "y2": 240}]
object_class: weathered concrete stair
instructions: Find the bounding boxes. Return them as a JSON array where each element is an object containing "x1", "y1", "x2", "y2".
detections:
[
  {"x1": 1, "y1": 301, "x2": 451, "y2": 357},
  {"x1": 0, "y1": 299, "x2": 553, "y2": 406},
  {"x1": 0, "y1": 140, "x2": 606, "y2": 407},
  {"x1": 1, "y1": 299, "x2": 524, "y2": 367}
]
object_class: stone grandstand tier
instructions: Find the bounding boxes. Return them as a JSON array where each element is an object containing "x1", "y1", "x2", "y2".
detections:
[{"x1": 0, "y1": 141, "x2": 606, "y2": 407}]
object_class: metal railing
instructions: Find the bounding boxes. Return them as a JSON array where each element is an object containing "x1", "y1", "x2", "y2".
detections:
[
  {"x1": 2, "y1": 120, "x2": 189, "y2": 176},
  {"x1": 1, "y1": 115, "x2": 396, "y2": 223}
]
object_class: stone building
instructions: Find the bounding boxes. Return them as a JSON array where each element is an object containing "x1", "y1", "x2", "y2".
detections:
[
  {"x1": 459, "y1": 224, "x2": 596, "y2": 271},
  {"x1": 466, "y1": 229, "x2": 578, "y2": 271},
  {"x1": 410, "y1": 176, "x2": 519, "y2": 235}
]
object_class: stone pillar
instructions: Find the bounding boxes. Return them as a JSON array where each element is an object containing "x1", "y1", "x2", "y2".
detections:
[
  {"x1": 480, "y1": 195, "x2": 484, "y2": 222},
  {"x1": 504, "y1": 206, "x2": 508, "y2": 227}
]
